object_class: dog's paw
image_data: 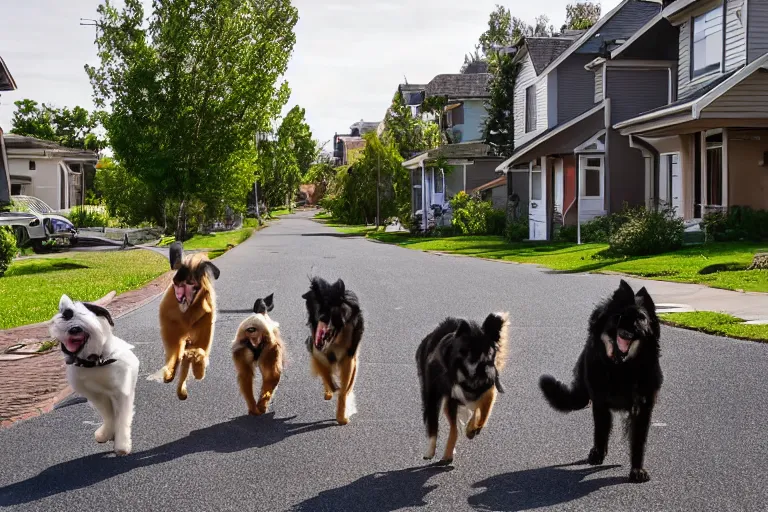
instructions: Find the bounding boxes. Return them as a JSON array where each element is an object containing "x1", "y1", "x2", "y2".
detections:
[
  {"x1": 177, "y1": 385, "x2": 188, "y2": 401},
  {"x1": 424, "y1": 437, "x2": 436, "y2": 460},
  {"x1": 324, "y1": 391, "x2": 333, "y2": 400},
  {"x1": 629, "y1": 468, "x2": 650, "y2": 483},
  {"x1": 250, "y1": 403, "x2": 267, "y2": 415},
  {"x1": 94, "y1": 425, "x2": 113, "y2": 444},
  {"x1": 162, "y1": 367, "x2": 175, "y2": 383},
  {"x1": 336, "y1": 416, "x2": 350, "y2": 426},
  {"x1": 437, "y1": 457, "x2": 454, "y2": 466},
  {"x1": 114, "y1": 441, "x2": 132, "y2": 456},
  {"x1": 466, "y1": 426, "x2": 482, "y2": 440},
  {"x1": 587, "y1": 447, "x2": 605, "y2": 466}
]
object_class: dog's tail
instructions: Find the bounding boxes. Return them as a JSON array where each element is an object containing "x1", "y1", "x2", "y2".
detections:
[{"x1": 539, "y1": 375, "x2": 589, "y2": 412}]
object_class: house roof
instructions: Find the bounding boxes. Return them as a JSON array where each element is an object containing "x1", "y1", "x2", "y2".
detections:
[
  {"x1": 402, "y1": 142, "x2": 502, "y2": 168},
  {"x1": 471, "y1": 176, "x2": 506, "y2": 194},
  {"x1": 425, "y1": 73, "x2": 491, "y2": 99},
  {"x1": 3, "y1": 134, "x2": 98, "y2": 160},
  {"x1": 350, "y1": 121, "x2": 380, "y2": 134},
  {"x1": 497, "y1": 103, "x2": 606, "y2": 171},
  {"x1": 615, "y1": 53, "x2": 768, "y2": 134},
  {"x1": 534, "y1": 0, "x2": 662, "y2": 78},
  {"x1": 525, "y1": 38, "x2": 578, "y2": 75},
  {"x1": 0, "y1": 55, "x2": 16, "y2": 91}
]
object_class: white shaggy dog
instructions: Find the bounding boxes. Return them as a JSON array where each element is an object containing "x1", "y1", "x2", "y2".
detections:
[{"x1": 49, "y1": 295, "x2": 139, "y2": 455}]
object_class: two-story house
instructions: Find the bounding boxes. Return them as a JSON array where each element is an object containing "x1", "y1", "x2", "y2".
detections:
[
  {"x1": 615, "y1": 0, "x2": 768, "y2": 220},
  {"x1": 332, "y1": 120, "x2": 380, "y2": 166},
  {"x1": 0, "y1": 54, "x2": 16, "y2": 206},
  {"x1": 496, "y1": 0, "x2": 663, "y2": 241},
  {"x1": 402, "y1": 72, "x2": 504, "y2": 230}
]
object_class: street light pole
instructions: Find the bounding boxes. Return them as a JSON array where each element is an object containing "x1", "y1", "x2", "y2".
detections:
[{"x1": 376, "y1": 151, "x2": 381, "y2": 228}]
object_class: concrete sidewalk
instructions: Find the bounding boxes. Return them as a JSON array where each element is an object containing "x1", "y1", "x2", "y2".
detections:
[{"x1": 619, "y1": 275, "x2": 768, "y2": 322}]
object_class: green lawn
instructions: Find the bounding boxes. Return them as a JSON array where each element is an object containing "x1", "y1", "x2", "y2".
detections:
[
  {"x1": 0, "y1": 250, "x2": 168, "y2": 330},
  {"x1": 368, "y1": 233, "x2": 768, "y2": 293},
  {"x1": 661, "y1": 312, "x2": 768, "y2": 342},
  {"x1": 269, "y1": 208, "x2": 291, "y2": 217},
  {"x1": 182, "y1": 227, "x2": 254, "y2": 251}
]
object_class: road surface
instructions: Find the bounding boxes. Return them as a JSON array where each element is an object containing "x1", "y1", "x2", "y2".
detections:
[{"x1": 1, "y1": 212, "x2": 766, "y2": 511}]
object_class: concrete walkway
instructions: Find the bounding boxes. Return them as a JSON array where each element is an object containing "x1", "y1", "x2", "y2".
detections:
[{"x1": 618, "y1": 276, "x2": 768, "y2": 322}]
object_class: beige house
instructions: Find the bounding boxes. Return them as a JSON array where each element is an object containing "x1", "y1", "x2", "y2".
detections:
[
  {"x1": 0, "y1": 54, "x2": 17, "y2": 205},
  {"x1": 4, "y1": 134, "x2": 98, "y2": 210},
  {"x1": 615, "y1": 0, "x2": 768, "y2": 219}
]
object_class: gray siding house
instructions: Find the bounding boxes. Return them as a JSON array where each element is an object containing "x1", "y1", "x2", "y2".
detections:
[
  {"x1": 0, "y1": 55, "x2": 17, "y2": 206},
  {"x1": 615, "y1": 0, "x2": 768, "y2": 219},
  {"x1": 497, "y1": 0, "x2": 662, "y2": 241}
]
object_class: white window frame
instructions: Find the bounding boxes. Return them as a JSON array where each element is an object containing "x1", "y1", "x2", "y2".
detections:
[
  {"x1": 579, "y1": 156, "x2": 604, "y2": 199},
  {"x1": 691, "y1": 4, "x2": 724, "y2": 80}
]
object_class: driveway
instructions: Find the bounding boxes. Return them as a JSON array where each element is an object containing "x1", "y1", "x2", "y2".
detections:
[{"x1": 1, "y1": 212, "x2": 766, "y2": 511}]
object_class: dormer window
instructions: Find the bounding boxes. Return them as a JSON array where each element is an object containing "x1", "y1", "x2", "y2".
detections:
[{"x1": 691, "y1": 5, "x2": 724, "y2": 78}]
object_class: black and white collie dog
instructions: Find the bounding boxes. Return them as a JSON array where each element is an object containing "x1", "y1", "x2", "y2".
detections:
[
  {"x1": 49, "y1": 295, "x2": 139, "y2": 455},
  {"x1": 539, "y1": 280, "x2": 663, "y2": 482},
  {"x1": 416, "y1": 312, "x2": 510, "y2": 464}
]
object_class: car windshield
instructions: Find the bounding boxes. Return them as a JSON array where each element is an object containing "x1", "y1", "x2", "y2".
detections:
[{"x1": 11, "y1": 195, "x2": 54, "y2": 214}]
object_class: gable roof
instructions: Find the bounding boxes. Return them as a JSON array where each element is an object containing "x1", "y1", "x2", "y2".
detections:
[
  {"x1": 534, "y1": 0, "x2": 662, "y2": 78},
  {"x1": 3, "y1": 134, "x2": 97, "y2": 160},
  {"x1": 425, "y1": 73, "x2": 491, "y2": 99},
  {"x1": 525, "y1": 38, "x2": 577, "y2": 75},
  {"x1": 0, "y1": 55, "x2": 17, "y2": 91},
  {"x1": 402, "y1": 142, "x2": 502, "y2": 168}
]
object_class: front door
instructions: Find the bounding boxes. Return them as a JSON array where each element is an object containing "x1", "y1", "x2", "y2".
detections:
[
  {"x1": 432, "y1": 169, "x2": 444, "y2": 206},
  {"x1": 660, "y1": 153, "x2": 682, "y2": 216},
  {"x1": 578, "y1": 155, "x2": 605, "y2": 220},
  {"x1": 529, "y1": 163, "x2": 547, "y2": 241}
]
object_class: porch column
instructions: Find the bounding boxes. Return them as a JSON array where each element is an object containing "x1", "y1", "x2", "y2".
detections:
[
  {"x1": 463, "y1": 164, "x2": 467, "y2": 191},
  {"x1": 421, "y1": 161, "x2": 427, "y2": 231},
  {"x1": 722, "y1": 128, "x2": 729, "y2": 208},
  {"x1": 576, "y1": 157, "x2": 582, "y2": 245}
]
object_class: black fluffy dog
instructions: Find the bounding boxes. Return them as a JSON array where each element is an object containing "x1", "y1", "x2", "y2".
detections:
[
  {"x1": 302, "y1": 277, "x2": 364, "y2": 425},
  {"x1": 416, "y1": 312, "x2": 509, "y2": 464},
  {"x1": 539, "y1": 280, "x2": 662, "y2": 483}
]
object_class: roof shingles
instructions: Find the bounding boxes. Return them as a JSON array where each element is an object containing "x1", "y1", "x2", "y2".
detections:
[
  {"x1": 526, "y1": 38, "x2": 577, "y2": 75},
  {"x1": 425, "y1": 74, "x2": 491, "y2": 99}
]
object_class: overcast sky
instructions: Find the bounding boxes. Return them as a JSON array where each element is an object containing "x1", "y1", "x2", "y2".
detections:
[{"x1": 0, "y1": 0, "x2": 621, "y2": 150}]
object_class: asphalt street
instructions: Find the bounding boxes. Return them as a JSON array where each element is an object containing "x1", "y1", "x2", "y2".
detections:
[{"x1": 1, "y1": 211, "x2": 767, "y2": 511}]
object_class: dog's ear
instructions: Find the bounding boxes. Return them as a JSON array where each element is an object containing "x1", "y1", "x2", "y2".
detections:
[
  {"x1": 200, "y1": 261, "x2": 220, "y2": 280},
  {"x1": 253, "y1": 294, "x2": 274, "y2": 315},
  {"x1": 301, "y1": 289, "x2": 314, "y2": 301},
  {"x1": 333, "y1": 278, "x2": 346, "y2": 296},
  {"x1": 169, "y1": 242, "x2": 184, "y2": 270},
  {"x1": 58, "y1": 294, "x2": 75, "y2": 313},
  {"x1": 635, "y1": 287, "x2": 656, "y2": 314},
  {"x1": 264, "y1": 293, "x2": 274, "y2": 312},
  {"x1": 613, "y1": 279, "x2": 635, "y2": 303},
  {"x1": 454, "y1": 319, "x2": 471, "y2": 338},
  {"x1": 83, "y1": 303, "x2": 115, "y2": 327},
  {"x1": 482, "y1": 313, "x2": 505, "y2": 342}
]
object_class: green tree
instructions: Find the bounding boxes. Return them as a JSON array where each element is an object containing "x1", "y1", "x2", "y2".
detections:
[
  {"x1": 383, "y1": 91, "x2": 440, "y2": 160},
  {"x1": 483, "y1": 52, "x2": 518, "y2": 157},
  {"x1": 86, "y1": 0, "x2": 298, "y2": 239},
  {"x1": 562, "y1": 2, "x2": 601, "y2": 31},
  {"x1": 10, "y1": 100, "x2": 102, "y2": 150}
]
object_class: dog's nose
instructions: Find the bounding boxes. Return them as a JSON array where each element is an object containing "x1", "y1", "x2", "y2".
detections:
[
  {"x1": 68, "y1": 326, "x2": 84, "y2": 335},
  {"x1": 62, "y1": 309, "x2": 74, "y2": 321}
]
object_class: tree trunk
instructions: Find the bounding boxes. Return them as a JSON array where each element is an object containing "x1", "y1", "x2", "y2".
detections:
[
  {"x1": 749, "y1": 253, "x2": 768, "y2": 270},
  {"x1": 175, "y1": 199, "x2": 187, "y2": 242}
]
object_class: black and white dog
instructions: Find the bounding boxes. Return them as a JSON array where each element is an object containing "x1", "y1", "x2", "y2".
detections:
[
  {"x1": 416, "y1": 312, "x2": 510, "y2": 463},
  {"x1": 50, "y1": 295, "x2": 139, "y2": 455}
]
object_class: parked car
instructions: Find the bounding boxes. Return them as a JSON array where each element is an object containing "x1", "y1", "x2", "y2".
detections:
[{"x1": 0, "y1": 195, "x2": 78, "y2": 252}]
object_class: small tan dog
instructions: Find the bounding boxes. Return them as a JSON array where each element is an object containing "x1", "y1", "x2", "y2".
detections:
[
  {"x1": 232, "y1": 294, "x2": 284, "y2": 415},
  {"x1": 152, "y1": 242, "x2": 220, "y2": 400}
]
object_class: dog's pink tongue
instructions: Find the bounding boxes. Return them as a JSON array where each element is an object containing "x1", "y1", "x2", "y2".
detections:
[
  {"x1": 174, "y1": 285, "x2": 186, "y2": 302},
  {"x1": 617, "y1": 336, "x2": 631, "y2": 354},
  {"x1": 63, "y1": 338, "x2": 83, "y2": 353},
  {"x1": 314, "y1": 323, "x2": 328, "y2": 348}
]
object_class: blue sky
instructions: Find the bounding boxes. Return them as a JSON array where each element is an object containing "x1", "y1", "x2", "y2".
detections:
[{"x1": 0, "y1": 0, "x2": 622, "y2": 150}]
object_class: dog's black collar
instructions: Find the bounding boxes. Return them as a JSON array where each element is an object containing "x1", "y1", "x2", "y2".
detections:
[
  {"x1": 243, "y1": 339, "x2": 266, "y2": 361},
  {"x1": 64, "y1": 353, "x2": 118, "y2": 368}
]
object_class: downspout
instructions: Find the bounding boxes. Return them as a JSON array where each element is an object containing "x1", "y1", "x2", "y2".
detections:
[
  {"x1": 603, "y1": 99, "x2": 611, "y2": 215},
  {"x1": 577, "y1": 157, "x2": 581, "y2": 245}
]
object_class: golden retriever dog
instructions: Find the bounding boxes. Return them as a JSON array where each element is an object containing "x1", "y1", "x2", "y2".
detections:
[
  {"x1": 153, "y1": 242, "x2": 220, "y2": 400},
  {"x1": 232, "y1": 294, "x2": 284, "y2": 415}
]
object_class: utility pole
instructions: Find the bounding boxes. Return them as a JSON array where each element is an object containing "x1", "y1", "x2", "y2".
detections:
[{"x1": 376, "y1": 151, "x2": 381, "y2": 228}]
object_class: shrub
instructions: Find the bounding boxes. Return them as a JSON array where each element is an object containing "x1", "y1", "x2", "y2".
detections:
[
  {"x1": 486, "y1": 209, "x2": 507, "y2": 236},
  {"x1": 703, "y1": 206, "x2": 768, "y2": 242},
  {"x1": 580, "y1": 210, "x2": 631, "y2": 243},
  {"x1": 555, "y1": 224, "x2": 577, "y2": 243},
  {"x1": 0, "y1": 227, "x2": 17, "y2": 277},
  {"x1": 505, "y1": 216, "x2": 529, "y2": 242},
  {"x1": 608, "y1": 205, "x2": 684, "y2": 256},
  {"x1": 449, "y1": 192, "x2": 498, "y2": 235},
  {"x1": 66, "y1": 206, "x2": 110, "y2": 228}
]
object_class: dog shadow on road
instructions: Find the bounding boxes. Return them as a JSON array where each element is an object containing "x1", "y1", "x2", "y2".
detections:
[
  {"x1": 468, "y1": 462, "x2": 625, "y2": 511},
  {"x1": 290, "y1": 464, "x2": 454, "y2": 512},
  {"x1": 0, "y1": 413, "x2": 334, "y2": 506}
]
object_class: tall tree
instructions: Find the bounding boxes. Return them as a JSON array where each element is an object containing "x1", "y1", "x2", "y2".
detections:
[
  {"x1": 483, "y1": 53, "x2": 518, "y2": 158},
  {"x1": 10, "y1": 99, "x2": 102, "y2": 150},
  {"x1": 562, "y1": 2, "x2": 602, "y2": 31},
  {"x1": 383, "y1": 91, "x2": 440, "y2": 160},
  {"x1": 86, "y1": 0, "x2": 298, "y2": 239}
]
